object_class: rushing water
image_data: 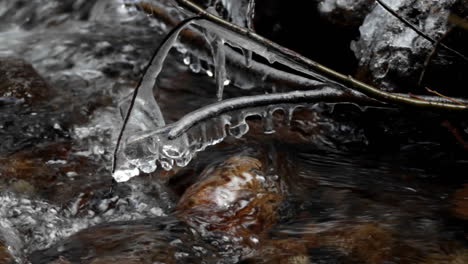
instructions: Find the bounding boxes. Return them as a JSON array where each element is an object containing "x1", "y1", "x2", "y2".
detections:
[{"x1": 0, "y1": 0, "x2": 467, "y2": 263}]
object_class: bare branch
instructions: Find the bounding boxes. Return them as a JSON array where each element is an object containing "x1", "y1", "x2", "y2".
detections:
[{"x1": 173, "y1": 0, "x2": 468, "y2": 111}]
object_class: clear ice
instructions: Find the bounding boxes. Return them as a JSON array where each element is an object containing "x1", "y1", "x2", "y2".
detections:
[{"x1": 113, "y1": 0, "x2": 333, "y2": 181}]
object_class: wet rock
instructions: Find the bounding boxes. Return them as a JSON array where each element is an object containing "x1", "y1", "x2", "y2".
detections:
[
  {"x1": 0, "y1": 220, "x2": 22, "y2": 264},
  {"x1": 0, "y1": 141, "x2": 106, "y2": 202},
  {"x1": 351, "y1": 0, "x2": 461, "y2": 92},
  {"x1": 306, "y1": 223, "x2": 463, "y2": 264},
  {"x1": 316, "y1": 224, "x2": 400, "y2": 263},
  {"x1": 317, "y1": 0, "x2": 375, "y2": 27},
  {"x1": 0, "y1": 175, "x2": 173, "y2": 255},
  {"x1": 175, "y1": 156, "x2": 283, "y2": 242},
  {"x1": 452, "y1": 184, "x2": 468, "y2": 220},
  {"x1": 0, "y1": 242, "x2": 13, "y2": 264},
  {"x1": 0, "y1": 56, "x2": 50, "y2": 105},
  {"x1": 0, "y1": 195, "x2": 85, "y2": 254},
  {"x1": 243, "y1": 239, "x2": 309, "y2": 264},
  {"x1": 421, "y1": 248, "x2": 468, "y2": 264},
  {"x1": 10, "y1": 179, "x2": 35, "y2": 196},
  {"x1": 0, "y1": 56, "x2": 70, "y2": 154},
  {"x1": 29, "y1": 217, "x2": 219, "y2": 264},
  {"x1": 0, "y1": 103, "x2": 69, "y2": 155}
]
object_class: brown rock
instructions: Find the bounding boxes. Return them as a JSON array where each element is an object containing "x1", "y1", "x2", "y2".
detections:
[
  {"x1": 317, "y1": 223, "x2": 394, "y2": 263},
  {"x1": 0, "y1": 242, "x2": 13, "y2": 264},
  {"x1": 175, "y1": 156, "x2": 283, "y2": 241},
  {"x1": 313, "y1": 223, "x2": 424, "y2": 264},
  {"x1": 420, "y1": 248, "x2": 468, "y2": 264},
  {"x1": 452, "y1": 184, "x2": 468, "y2": 220},
  {"x1": 243, "y1": 238, "x2": 309, "y2": 264},
  {"x1": 0, "y1": 141, "x2": 107, "y2": 204},
  {"x1": 0, "y1": 56, "x2": 50, "y2": 105}
]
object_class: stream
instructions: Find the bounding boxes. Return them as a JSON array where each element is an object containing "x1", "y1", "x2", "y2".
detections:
[{"x1": 0, "y1": 0, "x2": 467, "y2": 263}]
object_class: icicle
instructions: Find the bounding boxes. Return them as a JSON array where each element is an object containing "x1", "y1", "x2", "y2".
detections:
[
  {"x1": 242, "y1": 48, "x2": 253, "y2": 68},
  {"x1": 263, "y1": 107, "x2": 276, "y2": 134},
  {"x1": 210, "y1": 36, "x2": 227, "y2": 101},
  {"x1": 189, "y1": 55, "x2": 201, "y2": 73},
  {"x1": 197, "y1": 19, "x2": 338, "y2": 86},
  {"x1": 285, "y1": 105, "x2": 303, "y2": 126},
  {"x1": 228, "y1": 110, "x2": 249, "y2": 138},
  {"x1": 228, "y1": 121, "x2": 249, "y2": 138},
  {"x1": 243, "y1": 0, "x2": 255, "y2": 68}
]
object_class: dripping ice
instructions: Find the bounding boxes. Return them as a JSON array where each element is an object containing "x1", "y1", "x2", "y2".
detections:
[
  {"x1": 116, "y1": 103, "x2": 305, "y2": 182},
  {"x1": 112, "y1": 0, "x2": 329, "y2": 182}
]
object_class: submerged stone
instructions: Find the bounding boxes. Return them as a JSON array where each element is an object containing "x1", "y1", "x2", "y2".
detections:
[
  {"x1": 175, "y1": 156, "x2": 283, "y2": 242},
  {"x1": 29, "y1": 217, "x2": 219, "y2": 264},
  {"x1": 0, "y1": 141, "x2": 106, "y2": 203},
  {"x1": 0, "y1": 56, "x2": 50, "y2": 105}
]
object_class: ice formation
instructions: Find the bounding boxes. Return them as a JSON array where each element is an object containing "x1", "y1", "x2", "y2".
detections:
[
  {"x1": 113, "y1": 0, "x2": 348, "y2": 182},
  {"x1": 351, "y1": 0, "x2": 458, "y2": 91}
]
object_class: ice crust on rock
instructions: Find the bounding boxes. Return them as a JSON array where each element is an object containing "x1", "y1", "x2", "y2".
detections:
[
  {"x1": 351, "y1": 0, "x2": 457, "y2": 91},
  {"x1": 317, "y1": 0, "x2": 375, "y2": 26}
]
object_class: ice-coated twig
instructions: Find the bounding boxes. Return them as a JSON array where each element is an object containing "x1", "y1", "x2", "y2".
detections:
[
  {"x1": 173, "y1": 0, "x2": 468, "y2": 111},
  {"x1": 376, "y1": 0, "x2": 468, "y2": 63},
  {"x1": 132, "y1": 1, "x2": 468, "y2": 106},
  {"x1": 112, "y1": 16, "x2": 201, "y2": 173},
  {"x1": 133, "y1": 1, "x2": 467, "y2": 102},
  {"x1": 132, "y1": 1, "x2": 325, "y2": 89},
  {"x1": 165, "y1": 86, "x2": 374, "y2": 139}
]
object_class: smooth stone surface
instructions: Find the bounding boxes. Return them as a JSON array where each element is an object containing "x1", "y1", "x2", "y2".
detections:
[{"x1": 175, "y1": 156, "x2": 283, "y2": 242}]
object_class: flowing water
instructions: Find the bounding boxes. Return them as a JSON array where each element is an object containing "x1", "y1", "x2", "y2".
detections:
[{"x1": 0, "y1": 0, "x2": 467, "y2": 263}]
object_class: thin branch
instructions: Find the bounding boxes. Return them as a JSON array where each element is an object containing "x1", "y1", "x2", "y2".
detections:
[
  {"x1": 119, "y1": 1, "x2": 468, "y2": 150},
  {"x1": 134, "y1": 1, "x2": 468, "y2": 106},
  {"x1": 166, "y1": 86, "x2": 468, "y2": 139},
  {"x1": 173, "y1": 0, "x2": 468, "y2": 111},
  {"x1": 426, "y1": 87, "x2": 467, "y2": 106},
  {"x1": 376, "y1": 0, "x2": 468, "y2": 63},
  {"x1": 161, "y1": 86, "x2": 375, "y2": 139},
  {"x1": 418, "y1": 32, "x2": 444, "y2": 87}
]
